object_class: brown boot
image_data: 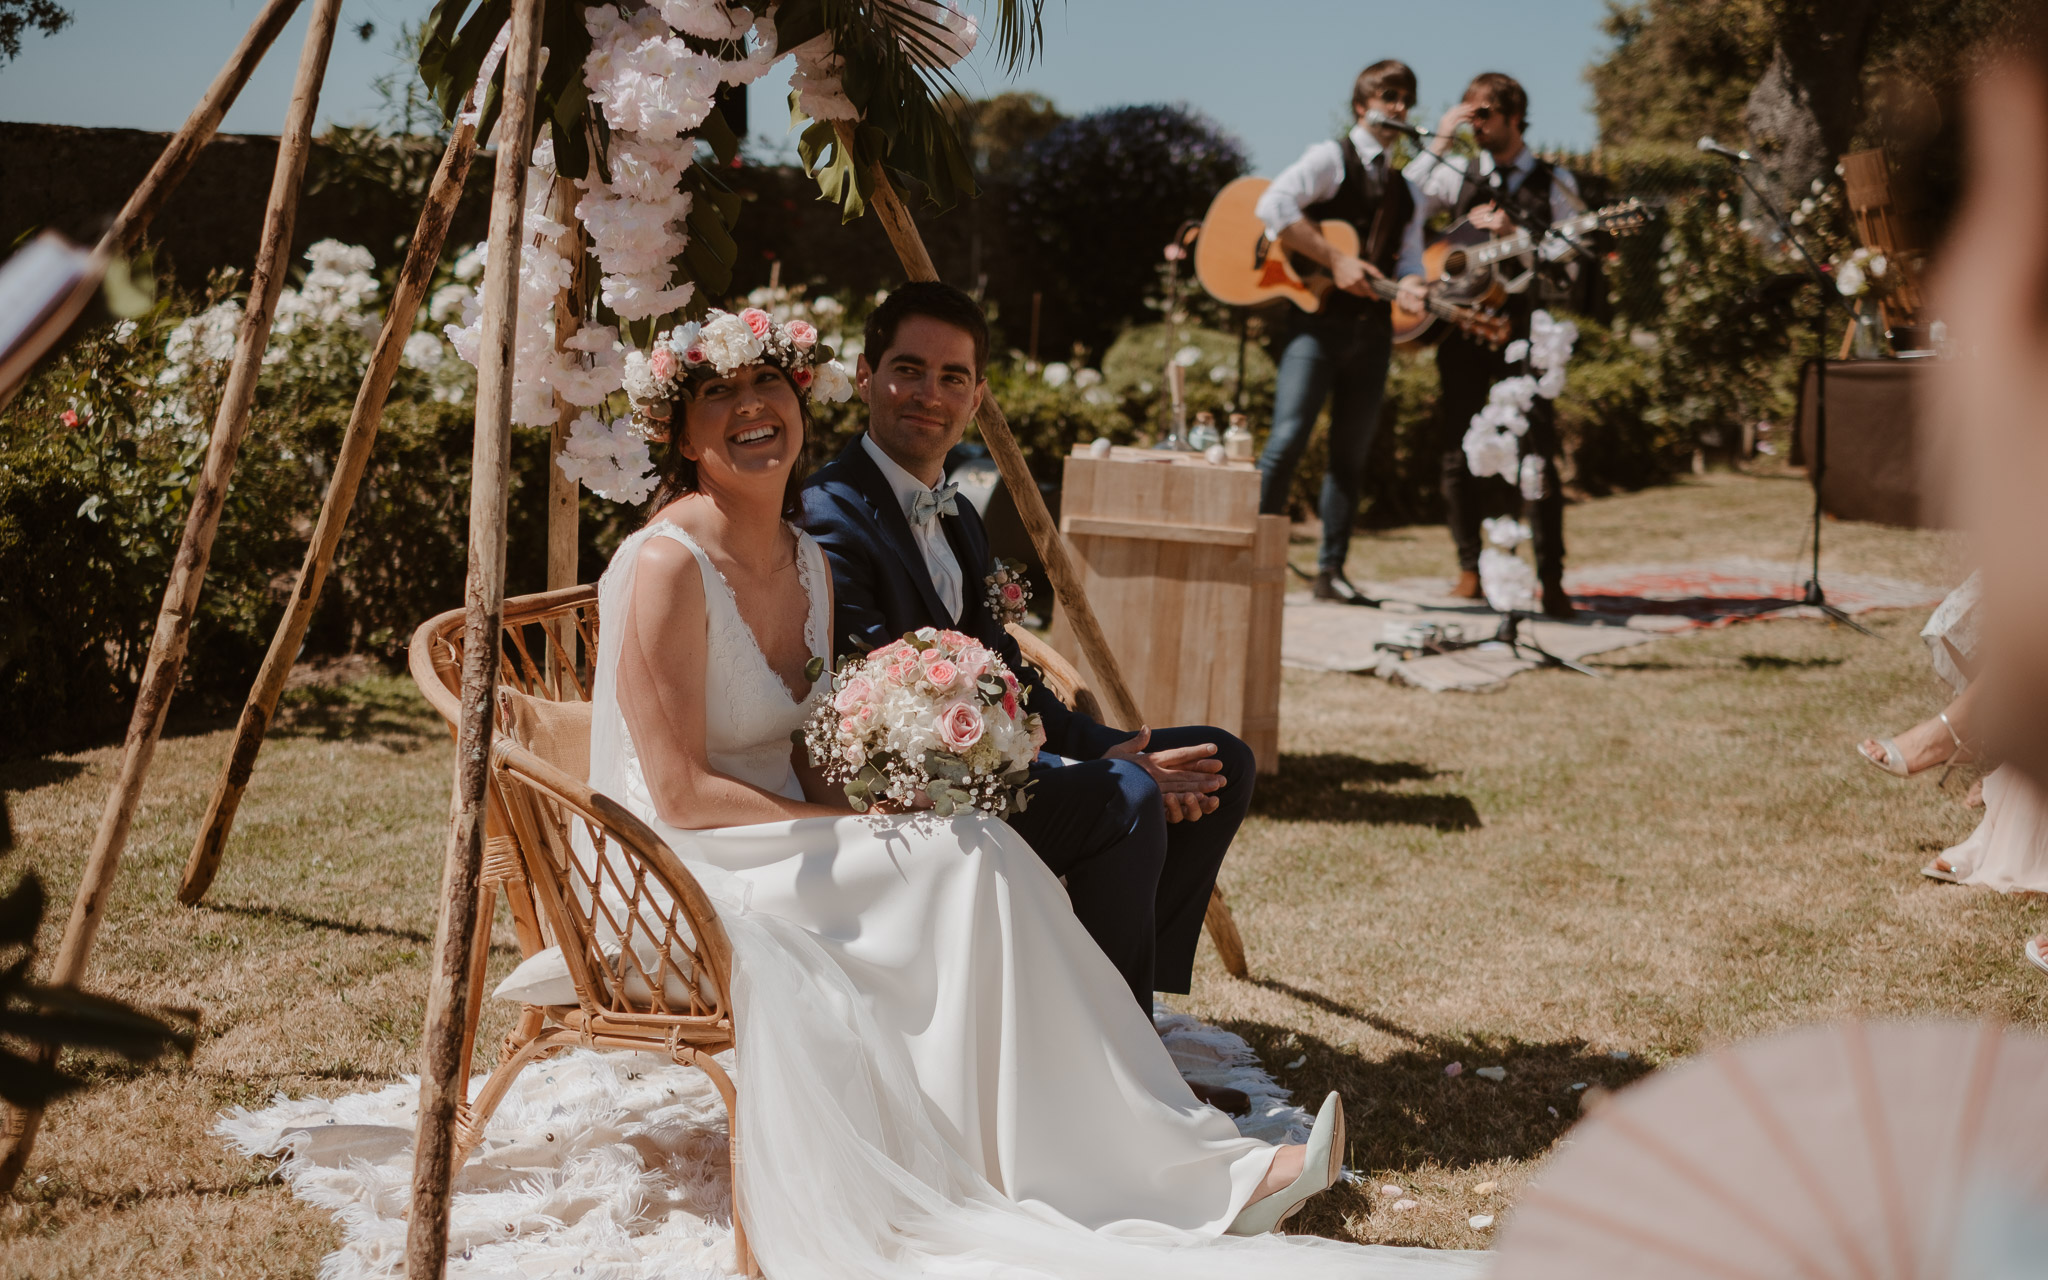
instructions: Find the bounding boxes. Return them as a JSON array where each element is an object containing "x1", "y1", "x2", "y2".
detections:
[
  {"x1": 1311, "y1": 569, "x2": 1343, "y2": 600},
  {"x1": 1450, "y1": 569, "x2": 1482, "y2": 599}
]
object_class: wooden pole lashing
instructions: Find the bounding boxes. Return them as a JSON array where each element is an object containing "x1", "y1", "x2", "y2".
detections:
[
  {"x1": 178, "y1": 121, "x2": 482, "y2": 905},
  {"x1": 403, "y1": 3, "x2": 543, "y2": 1274},
  {"x1": 832, "y1": 122, "x2": 1146, "y2": 731},
  {"x1": 0, "y1": 0, "x2": 344, "y2": 1197}
]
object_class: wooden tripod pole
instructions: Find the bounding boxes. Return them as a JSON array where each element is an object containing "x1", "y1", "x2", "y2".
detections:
[
  {"x1": 178, "y1": 122, "x2": 482, "y2": 906},
  {"x1": 0, "y1": 0, "x2": 341, "y2": 1198},
  {"x1": 544, "y1": 175, "x2": 586, "y2": 688},
  {"x1": 833, "y1": 123, "x2": 1144, "y2": 730},
  {"x1": 403, "y1": 4, "x2": 542, "y2": 1274}
]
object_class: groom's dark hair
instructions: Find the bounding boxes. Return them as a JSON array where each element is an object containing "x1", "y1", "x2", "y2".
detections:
[{"x1": 863, "y1": 281, "x2": 989, "y2": 377}]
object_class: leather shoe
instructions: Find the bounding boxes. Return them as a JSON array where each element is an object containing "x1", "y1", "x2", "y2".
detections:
[
  {"x1": 1188, "y1": 1080, "x2": 1252, "y2": 1116},
  {"x1": 1450, "y1": 569, "x2": 1482, "y2": 599},
  {"x1": 1540, "y1": 582, "x2": 1577, "y2": 619},
  {"x1": 1311, "y1": 569, "x2": 1343, "y2": 601}
]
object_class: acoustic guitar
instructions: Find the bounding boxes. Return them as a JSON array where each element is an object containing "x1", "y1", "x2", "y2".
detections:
[
  {"x1": 1194, "y1": 177, "x2": 1510, "y2": 348},
  {"x1": 1416, "y1": 198, "x2": 1654, "y2": 336}
]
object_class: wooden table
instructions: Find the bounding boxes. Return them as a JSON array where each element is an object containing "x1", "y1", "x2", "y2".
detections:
[{"x1": 1047, "y1": 446, "x2": 1287, "y2": 773}]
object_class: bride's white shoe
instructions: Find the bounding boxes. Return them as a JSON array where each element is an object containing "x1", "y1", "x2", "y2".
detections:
[{"x1": 1225, "y1": 1092, "x2": 1345, "y2": 1236}]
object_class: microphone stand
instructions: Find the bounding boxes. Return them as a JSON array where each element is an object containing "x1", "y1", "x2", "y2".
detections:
[{"x1": 1708, "y1": 152, "x2": 1876, "y2": 637}]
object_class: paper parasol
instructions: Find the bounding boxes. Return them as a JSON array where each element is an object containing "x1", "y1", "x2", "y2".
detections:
[{"x1": 1495, "y1": 1020, "x2": 2048, "y2": 1278}]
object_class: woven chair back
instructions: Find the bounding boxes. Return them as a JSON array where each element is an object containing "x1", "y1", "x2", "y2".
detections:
[{"x1": 490, "y1": 738, "x2": 735, "y2": 1028}]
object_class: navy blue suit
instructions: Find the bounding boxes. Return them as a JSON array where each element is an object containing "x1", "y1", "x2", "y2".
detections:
[{"x1": 800, "y1": 437, "x2": 1254, "y2": 1008}]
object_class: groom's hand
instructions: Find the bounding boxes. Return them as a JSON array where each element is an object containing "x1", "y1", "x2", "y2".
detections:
[{"x1": 1103, "y1": 727, "x2": 1225, "y2": 824}]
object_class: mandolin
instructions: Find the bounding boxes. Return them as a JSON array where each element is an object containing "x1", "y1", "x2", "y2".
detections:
[{"x1": 1193, "y1": 177, "x2": 1512, "y2": 348}]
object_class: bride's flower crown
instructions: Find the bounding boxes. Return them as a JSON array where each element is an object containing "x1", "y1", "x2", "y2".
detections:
[{"x1": 624, "y1": 306, "x2": 855, "y2": 420}]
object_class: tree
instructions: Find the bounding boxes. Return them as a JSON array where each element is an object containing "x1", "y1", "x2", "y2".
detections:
[
  {"x1": 1010, "y1": 104, "x2": 1248, "y2": 356},
  {"x1": 1741, "y1": 0, "x2": 1883, "y2": 215},
  {"x1": 0, "y1": 0, "x2": 68, "y2": 63}
]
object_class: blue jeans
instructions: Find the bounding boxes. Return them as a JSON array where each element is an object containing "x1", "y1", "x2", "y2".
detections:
[{"x1": 1256, "y1": 311, "x2": 1394, "y2": 573}]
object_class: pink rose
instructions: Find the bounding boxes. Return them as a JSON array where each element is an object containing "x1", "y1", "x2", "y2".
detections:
[
  {"x1": 739, "y1": 308, "x2": 773, "y2": 337},
  {"x1": 925, "y1": 659, "x2": 960, "y2": 691},
  {"x1": 1000, "y1": 583, "x2": 1025, "y2": 605},
  {"x1": 682, "y1": 345, "x2": 706, "y2": 365},
  {"x1": 785, "y1": 319, "x2": 817, "y2": 348},
  {"x1": 1001, "y1": 688, "x2": 1018, "y2": 720},
  {"x1": 887, "y1": 656, "x2": 918, "y2": 685},
  {"x1": 936, "y1": 701, "x2": 985, "y2": 752},
  {"x1": 939, "y1": 630, "x2": 972, "y2": 648},
  {"x1": 650, "y1": 346, "x2": 676, "y2": 381},
  {"x1": 832, "y1": 675, "x2": 874, "y2": 718},
  {"x1": 792, "y1": 366, "x2": 813, "y2": 388},
  {"x1": 871, "y1": 640, "x2": 911, "y2": 661},
  {"x1": 59, "y1": 409, "x2": 80, "y2": 428}
]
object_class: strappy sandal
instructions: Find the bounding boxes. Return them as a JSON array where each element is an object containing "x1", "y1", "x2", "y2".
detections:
[
  {"x1": 1920, "y1": 856, "x2": 1968, "y2": 884},
  {"x1": 1858, "y1": 712, "x2": 1973, "y2": 780},
  {"x1": 2026, "y1": 936, "x2": 2048, "y2": 977}
]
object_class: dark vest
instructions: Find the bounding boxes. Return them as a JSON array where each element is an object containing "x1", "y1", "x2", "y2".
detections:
[
  {"x1": 1453, "y1": 154, "x2": 1556, "y2": 236},
  {"x1": 1299, "y1": 136, "x2": 1413, "y2": 320}
]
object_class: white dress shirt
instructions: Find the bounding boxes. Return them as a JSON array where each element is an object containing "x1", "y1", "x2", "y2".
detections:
[
  {"x1": 862, "y1": 432, "x2": 965, "y2": 622},
  {"x1": 1405, "y1": 144, "x2": 1586, "y2": 263},
  {"x1": 1255, "y1": 124, "x2": 1426, "y2": 282}
]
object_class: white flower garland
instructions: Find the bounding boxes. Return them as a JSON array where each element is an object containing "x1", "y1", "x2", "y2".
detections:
[
  {"x1": 1462, "y1": 309, "x2": 1577, "y2": 491},
  {"x1": 1477, "y1": 516, "x2": 1538, "y2": 613},
  {"x1": 1463, "y1": 311, "x2": 1576, "y2": 612},
  {"x1": 439, "y1": 3, "x2": 943, "y2": 504}
]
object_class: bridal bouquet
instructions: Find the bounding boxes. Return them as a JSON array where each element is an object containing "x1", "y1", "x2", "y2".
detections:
[{"x1": 800, "y1": 628, "x2": 1044, "y2": 818}]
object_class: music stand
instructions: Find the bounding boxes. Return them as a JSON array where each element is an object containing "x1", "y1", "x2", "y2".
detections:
[{"x1": 1707, "y1": 154, "x2": 1877, "y2": 638}]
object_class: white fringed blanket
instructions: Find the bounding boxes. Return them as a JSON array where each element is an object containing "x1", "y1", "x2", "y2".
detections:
[{"x1": 216, "y1": 1005, "x2": 1313, "y2": 1280}]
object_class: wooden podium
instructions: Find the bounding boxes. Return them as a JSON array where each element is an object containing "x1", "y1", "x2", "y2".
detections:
[{"x1": 1048, "y1": 446, "x2": 1286, "y2": 773}]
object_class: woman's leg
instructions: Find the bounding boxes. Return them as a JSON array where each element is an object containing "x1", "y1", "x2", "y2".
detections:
[{"x1": 1860, "y1": 679, "x2": 1985, "y2": 773}]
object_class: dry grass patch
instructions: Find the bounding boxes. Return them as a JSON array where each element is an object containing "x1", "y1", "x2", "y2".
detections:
[{"x1": 4, "y1": 472, "x2": 2044, "y2": 1271}]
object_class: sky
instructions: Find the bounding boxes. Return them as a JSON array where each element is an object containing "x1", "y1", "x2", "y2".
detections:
[{"x1": 0, "y1": 0, "x2": 1617, "y2": 169}]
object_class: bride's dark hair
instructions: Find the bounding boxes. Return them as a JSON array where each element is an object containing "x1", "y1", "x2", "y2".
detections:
[{"x1": 647, "y1": 363, "x2": 812, "y2": 517}]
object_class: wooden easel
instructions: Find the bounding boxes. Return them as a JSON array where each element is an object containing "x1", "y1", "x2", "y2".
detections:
[{"x1": 1836, "y1": 148, "x2": 1923, "y2": 357}]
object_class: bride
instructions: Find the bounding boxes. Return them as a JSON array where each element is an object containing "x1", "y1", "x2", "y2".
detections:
[{"x1": 586, "y1": 308, "x2": 1481, "y2": 1277}]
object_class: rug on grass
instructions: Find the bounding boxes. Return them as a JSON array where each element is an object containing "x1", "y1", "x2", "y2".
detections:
[
  {"x1": 215, "y1": 1005, "x2": 1315, "y2": 1280},
  {"x1": 1283, "y1": 557, "x2": 1947, "y2": 692}
]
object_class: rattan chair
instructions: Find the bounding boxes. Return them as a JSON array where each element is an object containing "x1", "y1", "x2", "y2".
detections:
[
  {"x1": 407, "y1": 588, "x2": 755, "y2": 1275},
  {"x1": 1004, "y1": 624, "x2": 1249, "y2": 979}
]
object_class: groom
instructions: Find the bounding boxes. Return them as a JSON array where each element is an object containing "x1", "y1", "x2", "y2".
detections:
[{"x1": 800, "y1": 282, "x2": 1257, "y2": 1019}]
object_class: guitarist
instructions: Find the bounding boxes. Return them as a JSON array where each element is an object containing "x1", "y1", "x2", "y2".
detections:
[
  {"x1": 1252, "y1": 59, "x2": 1431, "y2": 603},
  {"x1": 1407, "y1": 72, "x2": 1585, "y2": 617}
]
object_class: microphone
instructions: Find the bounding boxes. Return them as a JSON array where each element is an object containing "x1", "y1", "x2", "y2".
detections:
[
  {"x1": 1365, "y1": 109, "x2": 1429, "y2": 138},
  {"x1": 1696, "y1": 136, "x2": 1752, "y2": 163}
]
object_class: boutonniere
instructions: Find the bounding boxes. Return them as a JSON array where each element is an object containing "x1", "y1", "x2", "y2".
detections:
[{"x1": 984, "y1": 559, "x2": 1033, "y2": 626}]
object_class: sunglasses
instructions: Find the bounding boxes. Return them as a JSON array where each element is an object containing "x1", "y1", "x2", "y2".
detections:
[{"x1": 1469, "y1": 106, "x2": 1496, "y2": 121}]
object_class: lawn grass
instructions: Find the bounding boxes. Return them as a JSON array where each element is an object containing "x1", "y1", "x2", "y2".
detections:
[{"x1": 4, "y1": 471, "x2": 2041, "y2": 1274}]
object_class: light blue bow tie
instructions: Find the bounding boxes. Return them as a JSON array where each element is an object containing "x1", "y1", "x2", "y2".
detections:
[{"x1": 910, "y1": 482, "x2": 960, "y2": 525}]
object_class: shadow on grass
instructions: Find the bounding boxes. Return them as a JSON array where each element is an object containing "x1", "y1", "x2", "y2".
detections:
[
  {"x1": 0, "y1": 757, "x2": 89, "y2": 792},
  {"x1": 271, "y1": 680, "x2": 438, "y2": 747},
  {"x1": 207, "y1": 899, "x2": 521, "y2": 956},
  {"x1": 208, "y1": 900, "x2": 435, "y2": 946},
  {"x1": 1218, "y1": 996, "x2": 1655, "y2": 1240},
  {"x1": 1252, "y1": 754, "x2": 1480, "y2": 831},
  {"x1": 1739, "y1": 654, "x2": 1844, "y2": 671}
]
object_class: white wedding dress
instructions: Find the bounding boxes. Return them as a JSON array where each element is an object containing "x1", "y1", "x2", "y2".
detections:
[{"x1": 590, "y1": 521, "x2": 1484, "y2": 1278}]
